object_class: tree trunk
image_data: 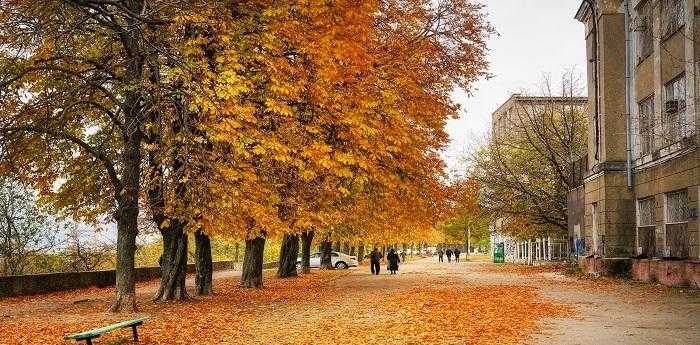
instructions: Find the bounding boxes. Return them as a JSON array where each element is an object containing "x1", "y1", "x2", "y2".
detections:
[
  {"x1": 333, "y1": 241, "x2": 341, "y2": 252},
  {"x1": 240, "y1": 237, "x2": 265, "y2": 288},
  {"x1": 357, "y1": 242, "x2": 365, "y2": 263},
  {"x1": 350, "y1": 246, "x2": 356, "y2": 257},
  {"x1": 154, "y1": 220, "x2": 189, "y2": 302},
  {"x1": 342, "y1": 242, "x2": 350, "y2": 254},
  {"x1": 195, "y1": 230, "x2": 213, "y2": 296},
  {"x1": 300, "y1": 231, "x2": 314, "y2": 274},
  {"x1": 111, "y1": 111, "x2": 142, "y2": 313},
  {"x1": 277, "y1": 233, "x2": 299, "y2": 278},
  {"x1": 320, "y1": 239, "x2": 334, "y2": 269}
]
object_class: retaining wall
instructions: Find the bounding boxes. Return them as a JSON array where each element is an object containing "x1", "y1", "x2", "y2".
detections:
[{"x1": 0, "y1": 260, "x2": 246, "y2": 298}]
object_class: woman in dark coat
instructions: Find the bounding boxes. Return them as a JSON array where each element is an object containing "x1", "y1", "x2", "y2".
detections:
[{"x1": 387, "y1": 248, "x2": 400, "y2": 274}]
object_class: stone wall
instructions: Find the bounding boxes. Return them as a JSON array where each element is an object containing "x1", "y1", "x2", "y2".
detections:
[
  {"x1": 631, "y1": 259, "x2": 700, "y2": 288},
  {"x1": 0, "y1": 261, "x2": 247, "y2": 298}
]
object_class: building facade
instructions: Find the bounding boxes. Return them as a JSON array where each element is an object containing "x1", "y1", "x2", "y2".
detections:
[
  {"x1": 572, "y1": 0, "x2": 699, "y2": 286},
  {"x1": 491, "y1": 94, "x2": 588, "y2": 140}
]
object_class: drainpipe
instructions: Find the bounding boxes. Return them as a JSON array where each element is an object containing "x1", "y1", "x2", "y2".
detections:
[
  {"x1": 583, "y1": 0, "x2": 601, "y2": 161},
  {"x1": 624, "y1": 0, "x2": 634, "y2": 189}
]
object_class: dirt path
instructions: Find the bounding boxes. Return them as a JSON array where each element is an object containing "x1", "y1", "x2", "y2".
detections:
[{"x1": 1, "y1": 258, "x2": 698, "y2": 344}]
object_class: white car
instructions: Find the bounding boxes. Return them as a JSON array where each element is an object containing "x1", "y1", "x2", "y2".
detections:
[{"x1": 297, "y1": 251, "x2": 358, "y2": 269}]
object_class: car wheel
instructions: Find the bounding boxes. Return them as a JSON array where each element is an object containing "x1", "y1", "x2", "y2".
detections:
[{"x1": 335, "y1": 261, "x2": 348, "y2": 270}]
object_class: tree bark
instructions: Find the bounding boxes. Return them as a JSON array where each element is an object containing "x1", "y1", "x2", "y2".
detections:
[
  {"x1": 333, "y1": 241, "x2": 341, "y2": 252},
  {"x1": 195, "y1": 230, "x2": 213, "y2": 296},
  {"x1": 320, "y1": 239, "x2": 334, "y2": 269},
  {"x1": 350, "y1": 246, "x2": 356, "y2": 257},
  {"x1": 153, "y1": 220, "x2": 189, "y2": 302},
  {"x1": 342, "y1": 242, "x2": 350, "y2": 254},
  {"x1": 240, "y1": 237, "x2": 265, "y2": 288},
  {"x1": 300, "y1": 231, "x2": 314, "y2": 274},
  {"x1": 277, "y1": 233, "x2": 299, "y2": 278},
  {"x1": 111, "y1": 102, "x2": 142, "y2": 312},
  {"x1": 357, "y1": 242, "x2": 365, "y2": 263}
]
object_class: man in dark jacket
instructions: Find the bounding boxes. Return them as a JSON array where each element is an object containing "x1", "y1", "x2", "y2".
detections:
[
  {"x1": 454, "y1": 248, "x2": 461, "y2": 263},
  {"x1": 445, "y1": 248, "x2": 453, "y2": 263},
  {"x1": 437, "y1": 248, "x2": 444, "y2": 262},
  {"x1": 370, "y1": 248, "x2": 383, "y2": 275}
]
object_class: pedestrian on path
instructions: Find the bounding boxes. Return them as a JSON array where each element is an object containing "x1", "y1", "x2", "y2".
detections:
[
  {"x1": 445, "y1": 248, "x2": 453, "y2": 263},
  {"x1": 437, "y1": 248, "x2": 444, "y2": 262},
  {"x1": 387, "y1": 248, "x2": 400, "y2": 274},
  {"x1": 454, "y1": 248, "x2": 461, "y2": 263},
  {"x1": 370, "y1": 248, "x2": 383, "y2": 275}
]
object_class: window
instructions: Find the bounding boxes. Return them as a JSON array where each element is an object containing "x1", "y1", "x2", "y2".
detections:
[
  {"x1": 636, "y1": 3, "x2": 653, "y2": 62},
  {"x1": 665, "y1": 189, "x2": 689, "y2": 258},
  {"x1": 666, "y1": 189, "x2": 689, "y2": 224},
  {"x1": 663, "y1": 75, "x2": 689, "y2": 145},
  {"x1": 637, "y1": 197, "x2": 655, "y2": 226},
  {"x1": 662, "y1": 0, "x2": 685, "y2": 38},
  {"x1": 637, "y1": 96, "x2": 655, "y2": 156},
  {"x1": 637, "y1": 197, "x2": 657, "y2": 257}
]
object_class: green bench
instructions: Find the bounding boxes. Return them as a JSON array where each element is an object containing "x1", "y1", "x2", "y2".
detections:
[{"x1": 64, "y1": 317, "x2": 149, "y2": 345}]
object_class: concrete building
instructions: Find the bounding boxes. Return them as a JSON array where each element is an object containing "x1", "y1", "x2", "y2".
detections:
[
  {"x1": 491, "y1": 94, "x2": 588, "y2": 140},
  {"x1": 572, "y1": 0, "x2": 699, "y2": 287}
]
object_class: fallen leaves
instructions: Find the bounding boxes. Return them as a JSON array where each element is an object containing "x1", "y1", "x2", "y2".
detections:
[
  {"x1": 0, "y1": 267, "x2": 576, "y2": 345},
  {"x1": 477, "y1": 263, "x2": 567, "y2": 276}
]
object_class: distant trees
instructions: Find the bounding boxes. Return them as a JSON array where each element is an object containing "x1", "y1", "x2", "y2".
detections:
[{"x1": 0, "y1": 178, "x2": 60, "y2": 276}]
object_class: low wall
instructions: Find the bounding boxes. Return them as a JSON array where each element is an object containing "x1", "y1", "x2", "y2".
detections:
[
  {"x1": 631, "y1": 259, "x2": 700, "y2": 288},
  {"x1": 578, "y1": 257, "x2": 700, "y2": 288},
  {"x1": 0, "y1": 260, "x2": 245, "y2": 298},
  {"x1": 578, "y1": 257, "x2": 632, "y2": 277}
]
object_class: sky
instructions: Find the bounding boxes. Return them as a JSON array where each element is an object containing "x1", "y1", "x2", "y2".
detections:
[{"x1": 443, "y1": 0, "x2": 588, "y2": 174}]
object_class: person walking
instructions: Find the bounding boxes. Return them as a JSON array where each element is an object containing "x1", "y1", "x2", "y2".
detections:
[
  {"x1": 437, "y1": 247, "x2": 444, "y2": 262},
  {"x1": 445, "y1": 247, "x2": 453, "y2": 263},
  {"x1": 454, "y1": 247, "x2": 461, "y2": 263},
  {"x1": 370, "y1": 247, "x2": 383, "y2": 275},
  {"x1": 400, "y1": 250, "x2": 407, "y2": 263},
  {"x1": 387, "y1": 248, "x2": 400, "y2": 274}
]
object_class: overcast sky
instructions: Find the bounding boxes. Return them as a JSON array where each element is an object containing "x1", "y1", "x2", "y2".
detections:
[{"x1": 443, "y1": 0, "x2": 587, "y2": 174}]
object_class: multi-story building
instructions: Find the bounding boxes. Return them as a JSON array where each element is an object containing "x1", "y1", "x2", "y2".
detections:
[
  {"x1": 572, "y1": 0, "x2": 699, "y2": 287},
  {"x1": 491, "y1": 94, "x2": 588, "y2": 139}
]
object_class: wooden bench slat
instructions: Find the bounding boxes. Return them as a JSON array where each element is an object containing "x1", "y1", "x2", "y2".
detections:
[{"x1": 64, "y1": 317, "x2": 149, "y2": 340}]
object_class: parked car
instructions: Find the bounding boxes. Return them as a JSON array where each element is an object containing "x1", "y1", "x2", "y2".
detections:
[{"x1": 297, "y1": 251, "x2": 358, "y2": 269}]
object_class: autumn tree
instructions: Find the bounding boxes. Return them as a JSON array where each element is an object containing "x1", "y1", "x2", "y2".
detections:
[
  {"x1": 468, "y1": 73, "x2": 587, "y2": 238},
  {"x1": 0, "y1": 0, "x2": 200, "y2": 311}
]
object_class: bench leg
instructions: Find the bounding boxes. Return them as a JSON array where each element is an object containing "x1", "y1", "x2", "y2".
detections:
[{"x1": 131, "y1": 325, "x2": 139, "y2": 342}]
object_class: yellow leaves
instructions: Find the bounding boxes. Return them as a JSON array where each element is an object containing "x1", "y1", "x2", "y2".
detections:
[
  {"x1": 300, "y1": 169, "x2": 316, "y2": 181},
  {"x1": 252, "y1": 145, "x2": 266, "y2": 155},
  {"x1": 160, "y1": 218, "x2": 171, "y2": 229}
]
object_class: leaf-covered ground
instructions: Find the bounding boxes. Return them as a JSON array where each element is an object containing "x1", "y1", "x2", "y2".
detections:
[{"x1": 1, "y1": 259, "x2": 697, "y2": 344}]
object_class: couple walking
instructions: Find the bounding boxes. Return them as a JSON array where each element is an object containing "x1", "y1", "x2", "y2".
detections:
[
  {"x1": 369, "y1": 248, "x2": 400, "y2": 275},
  {"x1": 437, "y1": 247, "x2": 461, "y2": 263}
]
